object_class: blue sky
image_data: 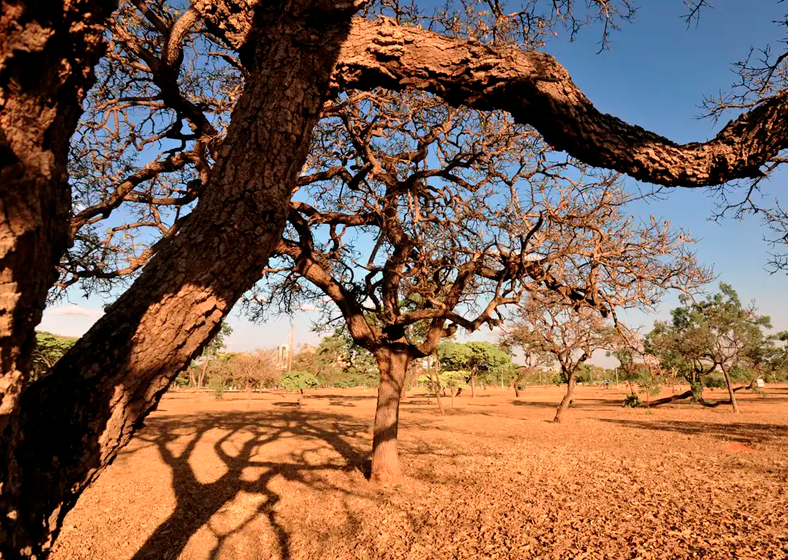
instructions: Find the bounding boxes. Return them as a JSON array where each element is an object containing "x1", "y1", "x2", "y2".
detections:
[{"x1": 40, "y1": 0, "x2": 787, "y2": 358}]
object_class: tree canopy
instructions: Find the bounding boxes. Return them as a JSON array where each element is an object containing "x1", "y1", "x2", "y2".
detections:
[{"x1": 645, "y1": 283, "x2": 774, "y2": 412}]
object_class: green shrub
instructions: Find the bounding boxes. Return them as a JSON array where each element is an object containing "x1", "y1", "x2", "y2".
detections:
[
  {"x1": 207, "y1": 377, "x2": 225, "y2": 399},
  {"x1": 280, "y1": 370, "x2": 320, "y2": 392},
  {"x1": 702, "y1": 373, "x2": 726, "y2": 389},
  {"x1": 623, "y1": 393, "x2": 641, "y2": 408}
]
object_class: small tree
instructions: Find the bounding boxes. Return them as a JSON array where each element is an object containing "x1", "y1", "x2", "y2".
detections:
[
  {"x1": 438, "y1": 341, "x2": 511, "y2": 398},
  {"x1": 508, "y1": 297, "x2": 615, "y2": 423},
  {"x1": 279, "y1": 370, "x2": 320, "y2": 405}
]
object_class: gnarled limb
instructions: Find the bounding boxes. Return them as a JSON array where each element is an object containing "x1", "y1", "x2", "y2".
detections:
[
  {"x1": 333, "y1": 17, "x2": 788, "y2": 188},
  {"x1": 189, "y1": 6, "x2": 788, "y2": 189}
]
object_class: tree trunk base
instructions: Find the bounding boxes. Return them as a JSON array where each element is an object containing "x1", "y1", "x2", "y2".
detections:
[{"x1": 371, "y1": 469, "x2": 405, "y2": 486}]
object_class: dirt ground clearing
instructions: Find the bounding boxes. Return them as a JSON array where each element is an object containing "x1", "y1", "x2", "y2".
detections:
[{"x1": 51, "y1": 385, "x2": 788, "y2": 559}]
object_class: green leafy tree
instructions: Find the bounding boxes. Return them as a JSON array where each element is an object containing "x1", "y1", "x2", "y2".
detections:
[
  {"x1": 279, "y1": 370, "x2": 320, "y2": 404},
  {"x1": 646, "y1": 283, "x2": 772, "y2": 412},
  {"x1": 194, "y1": 322, "x2": 233, "y2": 389},
  {"x1": 419, "y1": 369, "x2": 469, "y2": 408},
  {"x1": 438, "y1": 341, "x2": 511, "y2": 398},
  {"x1": 32, "y1": 332, "x2": 78, "y2": 380},
  {"x1": 314, "y1": 329, "x2": 378, "y2": 387}
]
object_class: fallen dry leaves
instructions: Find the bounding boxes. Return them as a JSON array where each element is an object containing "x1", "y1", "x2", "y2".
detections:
[{"x1": 51, "y1": 385, "x2": 788, "y2": 560}]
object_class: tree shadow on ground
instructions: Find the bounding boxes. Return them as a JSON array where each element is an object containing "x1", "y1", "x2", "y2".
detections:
[
  {"x1": 127, "y1": 409, "x2": 372, "y2": 560},
  {"x1": 511, "y1": 398, "x2": 618, "y2": 409},
  {"x1": 597, "y1": 418, "x2": 788, "y2": 445},
  {"x1": 302, "y1": 394, "x2": 376, "y2": 402}
]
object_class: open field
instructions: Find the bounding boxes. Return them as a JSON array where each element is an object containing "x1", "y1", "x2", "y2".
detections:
[{"x1": 51, "y1": 385, "x2": 788, "y2": 560}]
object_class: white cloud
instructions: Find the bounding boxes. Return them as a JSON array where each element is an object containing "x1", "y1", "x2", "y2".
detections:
[
  {"x1": 299, "y1": 303, "x2": 319, "y2": 312},
  {"x1": 46, "y1": 305, "x2": 104, "y2": 319}
]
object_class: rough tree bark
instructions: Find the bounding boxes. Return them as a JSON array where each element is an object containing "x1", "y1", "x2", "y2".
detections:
[
  {"x1": 0, "y1": 6, "x2": 356, "y2": 557},
  {"x1": 333, "y1": 17, "x2": 788, "y2": 188},
  {"x1": 554, "y1": 369, "x2": 577, "y2": 423},
  {"x1": 371, "y1": 347, "x2": 411, "y2": 483},
  {"x1": 0, "y1": 0, "x2": 116, "y2": 431},
  {"x1": 0, "y1": 1, "x2": 117, "y2": 555}
]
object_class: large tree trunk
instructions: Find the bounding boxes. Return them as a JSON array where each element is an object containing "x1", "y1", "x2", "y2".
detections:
[
  {"x1": 0, "y1": 10, "x2": 354, "y2": 557},
  {"x1": 0, "y1": 1, "x2": 116, "y2": 556},
  {"x1": 0, "y1": 0, "x2": 115, "y2": 432},
  {"x1": 371, "y1": 348, "x2": 411, "y2": 484},
  {"x1": 554, "y1": 369, "x2": 576, "y2": 423},
  {"x1": 720, "y1": 366, "x2": 740, "y2": 413},
  {"x1": 470, "y1": 374, "x2": 476, "y2": 398}
]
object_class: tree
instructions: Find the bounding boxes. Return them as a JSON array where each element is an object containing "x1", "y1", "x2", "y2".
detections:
[
  {"x1": 645, "y1": 283, "x2": 772, "y2": 413},
  {"x1": 279, "y1": 370, "x2": 320, "y2": 404},
  {"x1": 2, "y1": 1, "x2": 782, "y2": 554},
  {"x1": 749, "y1": 331, "x2": 788, "y2": 382},
  {"x1": 245, "y1": 78, "x2": 706, "y2": 481},
  {"x1": 500, "y1": 327, "x2": 556, "y2": 394},
  {"x1": 195, "y1": 322, "x2": 233, "y2": 389},
  {"x1": 509, "y1": 297, "x2": 616, "y2": 423},
  {"x1": 1, "y1": 3, "x2": 351, "y2": 552},
  {"x1": 420, "y1": 368, "x2": 468, "y2": 408},
  {"x1": 1, "y1": 3, "x2": 118, "y2": 553},
  {"x1": 207, "y1": 350, "x2": 280, "y2": 392},
  {"x1": 0, "y1": 0, "x2": 117, "y2": 437},
  {"x1": 313, "y1": 329, "x2": 378, "y2": 387},
  {"x1": 438, "y1": 341, "x2": 511, "y2": 398},
  {"x1": 31, "y1": 333, "x2": 78, "y2": 380}
]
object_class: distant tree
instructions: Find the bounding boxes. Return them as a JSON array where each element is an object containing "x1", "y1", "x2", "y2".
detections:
[
  {"x1": 419, "y1": 369, "x2": 468, "y2": 408},
  {"x1": 751, "y1": 331, "x2": 788, "y2": 382},
  {"x1": 438, "y1": 341, "x2": 511, "y2": 398},
  {"x1": 313, "y1": 330, "x2": 378, "y2": 387},
  {"x1": 31, "y1": 332, "x2": 78, "y2": 380},
  {"x1": 509, "y1": 297, "x2": 616, "y2": 423},
  {"x1": 195, "y1": 322, "x2": 233, "y2": 390},
  {"x1": 501, "y1": 327, "x2": 556, "y2": 394},
  {"x1": 279, "y1": 370, "x2": 320, "y2": 404},
  {"x1": 216, "y1": 350, "x2": 281, "y2": 392},
  {"x1": 646, "y1": 283, "x2": 771, "y2": 413},
  {"x1": 606, "y1": 337, "x2": 654, "y2": 398}
]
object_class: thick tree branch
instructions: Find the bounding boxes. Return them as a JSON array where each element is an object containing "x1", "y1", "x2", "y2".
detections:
[{"x1": 331, "y1": 17, "x2": 788, "y2": 187}]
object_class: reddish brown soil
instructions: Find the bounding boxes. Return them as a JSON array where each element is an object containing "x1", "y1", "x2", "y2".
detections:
[{"x1": 51, "y1": 385, "x2": 788, "y2": 560}]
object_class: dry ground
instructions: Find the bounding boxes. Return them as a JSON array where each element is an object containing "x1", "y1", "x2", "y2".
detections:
[{"x1": 51, "y1": 384, "x2": 788, "y2": 560}]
